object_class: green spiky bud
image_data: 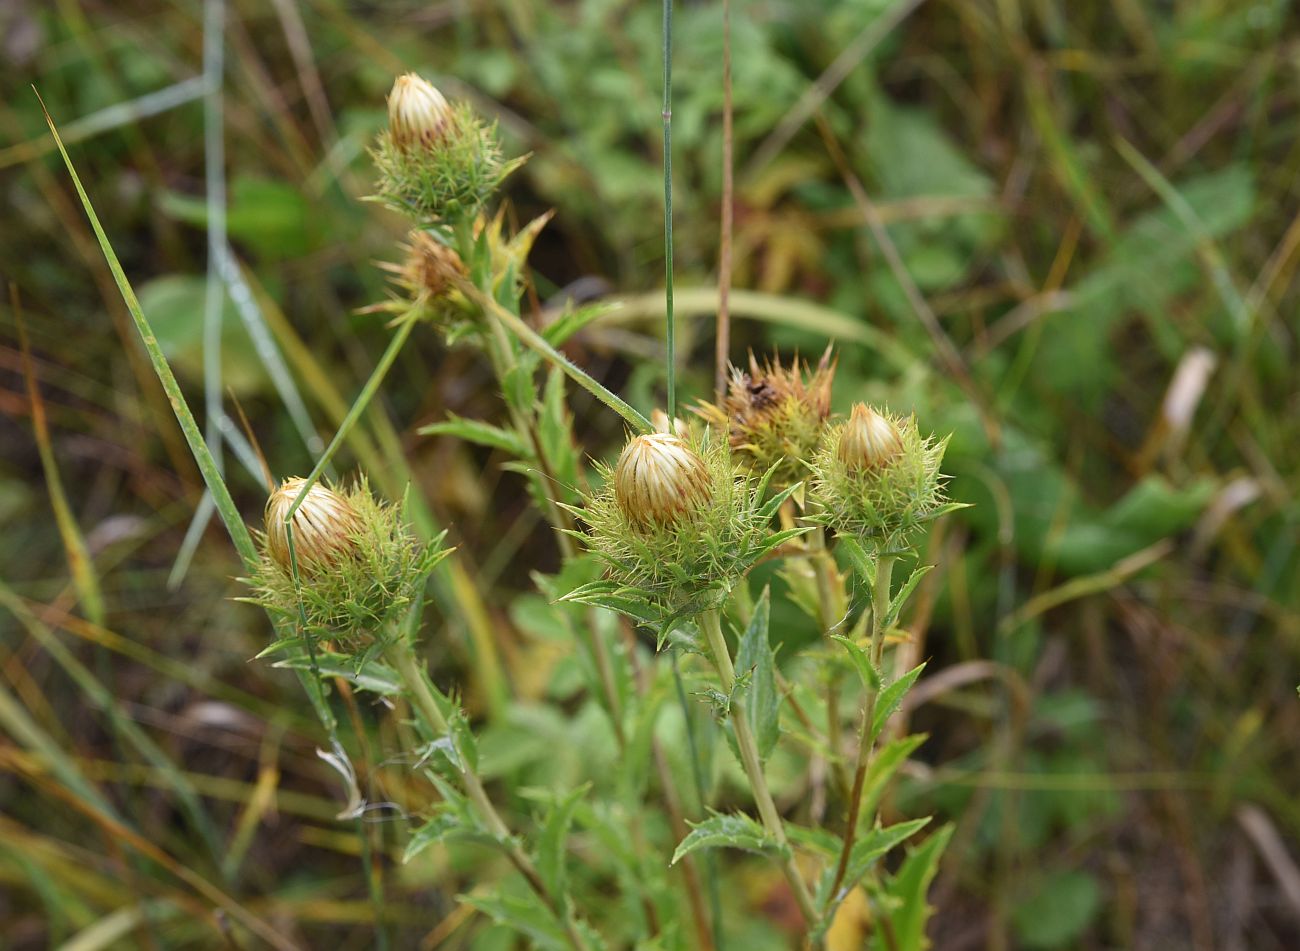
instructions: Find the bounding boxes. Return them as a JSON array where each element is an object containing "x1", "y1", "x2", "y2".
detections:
[
  {"x1": 811, "y1": 405, "x2": 949, "y2": 554},
  {"x1": 371, "y1": 73, "x2": 524, "y2": 225},
  {"x1": 250, "y1": 477, "x2": 449, "y2": 648}
]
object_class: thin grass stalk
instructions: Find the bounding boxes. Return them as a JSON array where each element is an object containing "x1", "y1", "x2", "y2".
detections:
[
  {"x1": 826, "y1": 554, "x2": 895, "y2": 909},
  {"x1": 714, "y1": 0, "x2": 733, "y2": 403},
  {"x1": 699, "y1": 609, "x2": 819, "y2": 931},
  {"x1": 662, "y1": 0, "x2": 676, "y2": 417}
]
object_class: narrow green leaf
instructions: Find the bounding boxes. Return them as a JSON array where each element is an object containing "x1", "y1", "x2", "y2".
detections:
[
  {"x1": 462, "y1": 891, "x2": 572, "y2": 951},
  {"x1": 860, "y1": 734, "x2": 927, "y2": 822},
  {"x1": 836, "y1": 536, "x2": 876, "y2": 588},
  {"x1": 830, "y1": 634, "x2": 882, "y2": 691},
  {"x1": 418, "y1": 414, "x2": 527, "y2": 455},
  {"x1": 871, "y1": 663, "x2": 926, "y2": 742},
  {"x1": 818, "y1": 817, "x2": 931, "y2": 917},
  {"x1": 872, "y1": 825, "x2": 954, "y2": 951},
  {"x1": 271, "y1": 650, "x2": 403, "y2": 695},
  {"x1": 536, "y1": 784, "x2": 590, "y2": 900},
  {"x1": 671, "y1": 812, "x2": 788, "y2": 865},
  {"x1": 735, "y1": 587, "x2": 779, "y2": 761},
  {"x1": 884, "y1": 564, "x2": 934, "y2": 629},
  {"x1": 542, "y1": 299, "x2": 618, "y2": 347}
]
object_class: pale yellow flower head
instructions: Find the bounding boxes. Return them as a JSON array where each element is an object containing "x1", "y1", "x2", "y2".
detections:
[
  {"x1": 265, "y1": 477, "x2": 363, "y2": 573},
  {"x1": 614, "y1": 433, "x2": 711, "y2": 528},
  {"x1": 387, "y1": 73, "x2": 451, "y2": 150},
  {"x1": 838, "y1": 403, "x2": 902, "y2": 472}
]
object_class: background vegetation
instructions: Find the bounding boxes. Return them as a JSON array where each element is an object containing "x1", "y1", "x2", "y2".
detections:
[{"x1": 2, "y1": 0, "x2": 1298, "y2": 948}]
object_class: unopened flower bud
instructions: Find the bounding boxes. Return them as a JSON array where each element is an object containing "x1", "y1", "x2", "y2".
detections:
[
  {"x1": 614, "y1": 433, "x2": 711, "y2": 527},
  {"x1": 265, "y1": 477, "x2": 363, "y2": 573},
  {"x1": 838, "y1": 403, "x2": 902, "y2": 471},
  {"x1": 387, "y1": 73, "x2": 450, "y2": 150}
]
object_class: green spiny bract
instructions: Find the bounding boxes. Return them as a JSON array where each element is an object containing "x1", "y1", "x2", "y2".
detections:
[
  {"x1": 810, "y1": 409, "x2": 951, "y2": 555},
  {"x1": 371, "y1": 101, "x2": 524, "y2": 226},
  {"x1": 563, "y1": 430, "x2": 807, "y2": 636},
  {"x1": 247, "y1": 477, "x2": 449, "y2": 651}
]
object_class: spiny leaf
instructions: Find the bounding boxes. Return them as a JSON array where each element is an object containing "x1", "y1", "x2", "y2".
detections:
[
  {"x1": 884, "y1": 563, "x2": 934, "y2": 629},
  {"x1": 872, "y1": 825, "x2": 954, "y2": 951},
  {"x1": 871, "y1": 662, "x2": 926, "y2": 742},
  {"x1": 831, "y1": 634, "x2": 882, "y2": 691},
  {"x1": 536, "y1": 784, "x2": 590, "y2": 899},
  {"x1": 735, "y1": 587, "x2": 780, "y2": 762},
  {"x1": 817, "y1": 817, "x2": 931, "y2": 925},
  {"x1": 671, "y1": 812, "x2": 789, "y2": 865}
]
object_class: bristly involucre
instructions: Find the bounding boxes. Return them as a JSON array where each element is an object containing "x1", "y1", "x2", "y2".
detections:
[
  {"x1": 568, "y1": 429, "x2": 804, "y2": 625},
  {"x1": 810, "y1": 408, "x2": 950, "y2": 554},
  {"x1": 249, "y1": 477, "x2": 449, "y2": 650}
]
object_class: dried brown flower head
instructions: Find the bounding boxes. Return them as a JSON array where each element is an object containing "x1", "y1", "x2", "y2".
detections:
[{"x1": 694, "y1": 346, "x2": 837, "y2": 484}]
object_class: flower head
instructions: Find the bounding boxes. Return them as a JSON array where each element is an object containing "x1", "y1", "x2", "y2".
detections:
[
  {"x1": 810, "y1": 411, "x2": 951, "y2": 553},
  {"x1": 265, "y1": 477, "x2": 362, "y2": 573},
  {"x1": 695, "y1": 348, "x2": 836, "y2": 486},
  {"x1": 371, "y1": 73, "x2": 525, "y2": 225},
  {"x1": 251, "y1": 477, "x2": 450, "y2": 648},
  {"x1": 387, "y1": 73, "x2": 451, "y2": 150},
  {"x1": 614, "y1": 433, "x2": 711, "y2": 528},
  {"x1": 390, "y1": 230, "x2": 466, "y2": 304},
  {"x1": 838, "y1": 403, "x2": 902, "y2": 471}
]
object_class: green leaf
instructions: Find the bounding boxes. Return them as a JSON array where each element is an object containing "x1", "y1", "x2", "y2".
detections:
[
  {"x1": 734, "y1": 587, "x2": 780, "y2": 762},
  {"x1": 871, "y1": 663, "x2": 926, "y2": 742},
  {"x1": 463, "y1": 890, "x2": 572, "y2": 951},
  {"x1": 271, "y1": 650, "x2": 403, "y2": 695},
  {"x1": 136, "y1": 274, "x2": 268, "y2": 396},
  {"x1": 884, "y1": 564, "x2": 933, "y2": 629},
  {"x1": 1011, "y1": 870, "x2": 1102, "y2": 949},
  {"x1": 872, "y1": 824, "x2": 954, "y2": 951},
  {"x1": 160, "y1": 176, "x2": 313, "y2": 259},
  {"x1": 418, "y1": 414, "x2": 527, "y2": 455},
  {"x1": 860, "y1": 734, "x2": 927, "y2": 821},
  {"x1": 538, "y1": 367, "x2": 579, "y2": 504},
  {"x1": 836, "y1": 537, "x2": 876, "y2": 588},
  {"x1": 830, "y1": 634, "x2": 881, "y2": 692},
  {"x1": 536, "y1": 785, "x2": 590, "y2": 899},
  {"x1": 671, "y1": 812, "x2": 789, "y2": 865},
  {"x1": 817, "y1": 817, "x2": 931, "y2": 915},
  {"x1": 542, "y1": 300, "x2": 618, "y2": 346}
]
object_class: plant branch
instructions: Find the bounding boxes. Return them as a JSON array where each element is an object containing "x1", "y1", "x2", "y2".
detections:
[
  {"x1": 825, "y1": 554, "x2": 894, "y2": 909},
  {"x1": 700, "y1": 609, "x2": 819, "y2": 931}
]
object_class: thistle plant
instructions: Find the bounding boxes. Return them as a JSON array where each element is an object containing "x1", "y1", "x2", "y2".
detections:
[{"x1": 48, "y1": 50, "x2": 967, "y2": 949}]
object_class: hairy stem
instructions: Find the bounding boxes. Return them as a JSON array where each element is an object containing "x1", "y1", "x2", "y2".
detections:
[
  {"x1": 387, "y1": 642, "x2": 592, "y2": 951},
  {"x1": 700, "y1": 609, "x2": 819, "y2": 931},
  {"x1": 826, "y1": 554, "x2": 895, "y2": 910}
]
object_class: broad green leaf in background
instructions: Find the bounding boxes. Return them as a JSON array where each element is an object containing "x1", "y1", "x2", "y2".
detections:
[
  {"x1": 137, "y1": 274, "x2": 268, "y2": 395},
  {"x1": 1011, "y1": 870, "x2": 1103, "y2": 949},
  {"x1": 159, "y1": 176, "x2": 314, "y2": 259}
]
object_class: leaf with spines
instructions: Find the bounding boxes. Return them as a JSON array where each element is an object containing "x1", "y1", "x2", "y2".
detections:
[
  {"x1": 831, "y1": 633, "x2": 882, "y2": 691},
  {"x1": 271, "y1": 649, "x2": 403, "y2": 695},
  {"x1": 671, "y1": 812, "x2": 790, "y2": 865},
  {"x1": 871, "y1": 825, "x2": 954, "y2": 951},
  {"x1": 814, "y1": 818, "x2": 931, "y2": 934},
  {"x1": 463, "y1": 890, "x2": 575, "y2": 951},
  {"x1": 884, "y1": 563, "x2": 934, "y2": 630},
  {"x1": 871, "y1": 662, "x2": 926, "y2": 742},
  {"x1": 536, "y1": 784, "x2": 590, "y2": 900},
  {"x1": 860, "y1": 734, "x2": 927, "y2": 822},
  {"x1": 735, "y1": 587, "x2": 780, "y2": 761}
]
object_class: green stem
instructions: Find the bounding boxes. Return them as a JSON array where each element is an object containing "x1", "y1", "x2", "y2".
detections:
[
  {"x1": 285, "y1": 317, "x2": 415, "y2": 521},
  {"x1": 700, "y1": 610, "x2": 819, "y2": 932},
  {"x1": 386, "y1": 641, "x2": 593, "y2": 951},
  {"x1": 809, "y1": 526, "x2": 851, "y2": 797},
  {"x1": 825, "y1": 554, "x2": 895, "y2": 911}
]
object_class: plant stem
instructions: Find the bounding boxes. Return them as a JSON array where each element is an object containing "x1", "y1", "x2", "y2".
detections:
[
  {"x1": 809, "y1": 526, "x2": 851, "y2": 797},
  {"x1": 825, "y1": 554, "x2": 895, "y2": 911},
  {"x1": 386, "y1": 642, "x2": 593, "y2": 951},
  {"x1": 699, "y1": 609, "x2": 819, "y2": 931}
]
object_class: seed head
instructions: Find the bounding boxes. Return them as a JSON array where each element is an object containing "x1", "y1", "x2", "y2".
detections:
[
  {"x1": 265, "y1": 477, "x2": 363, "y2": 573},
  {"x1": 838, "y1": 403, "x2": 902, "y2": 471},
  {"x1": 387, "y1": 73, "x2": 450, "y2": 150},
  {"x1": 614, "y1": 433, "x2": 711, "y2": 527}
]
